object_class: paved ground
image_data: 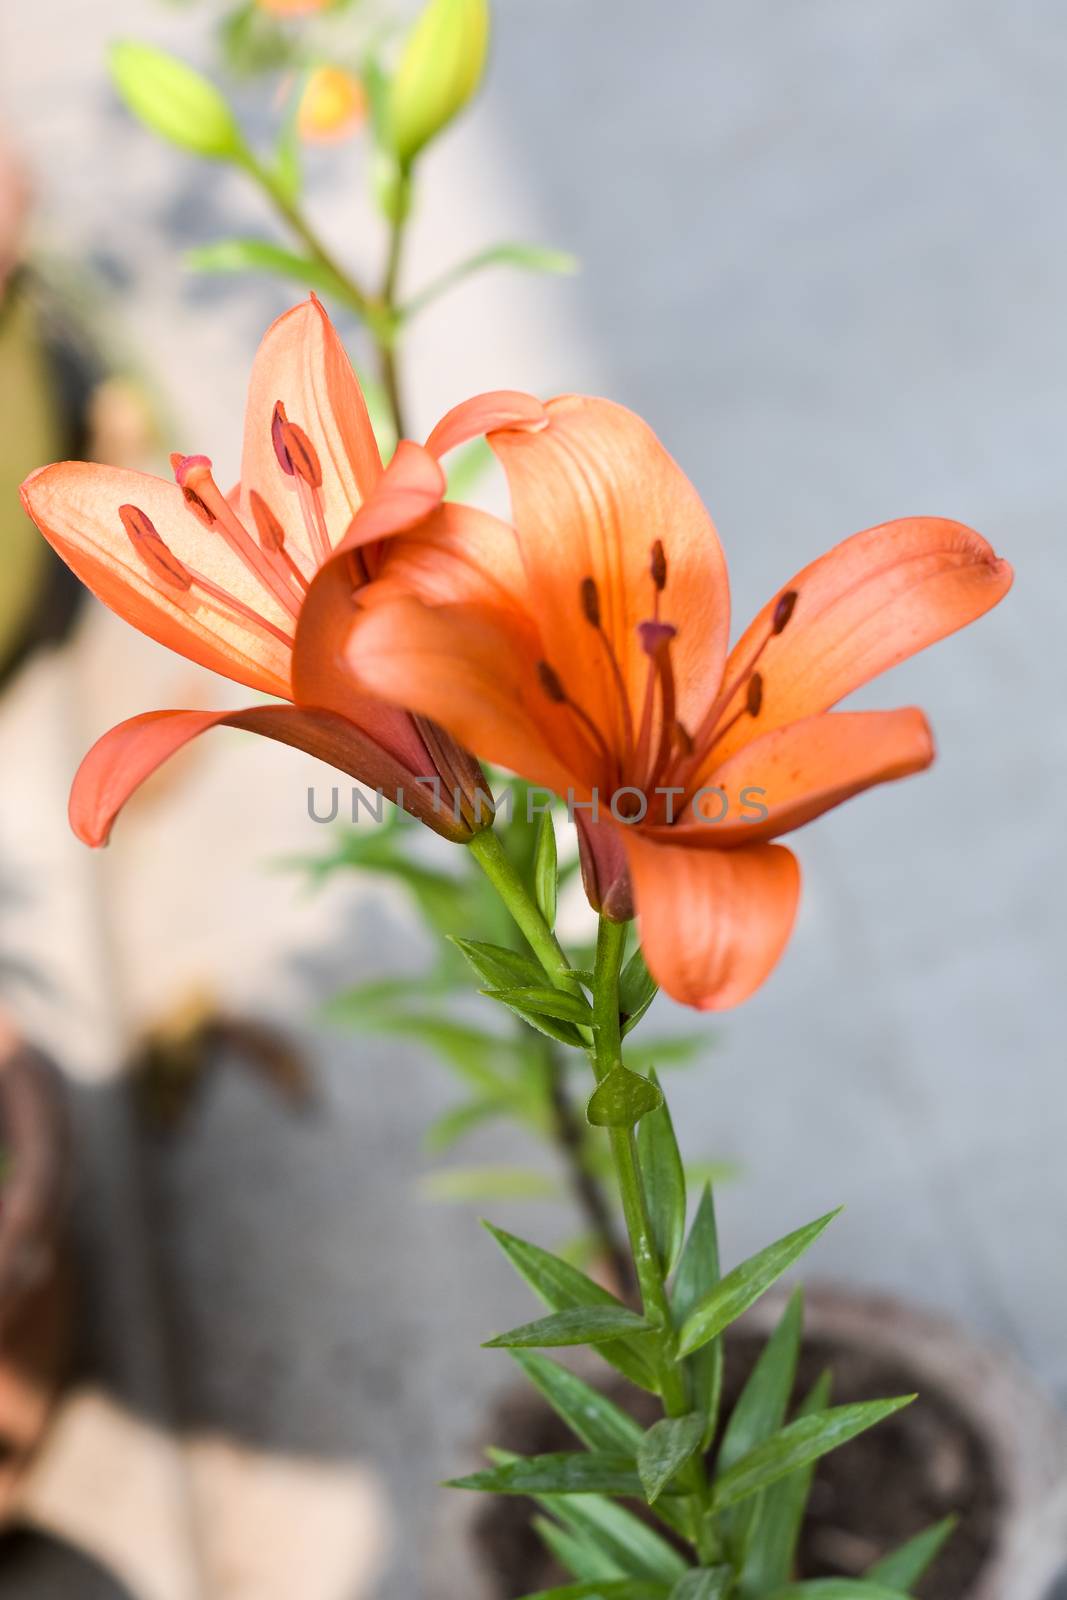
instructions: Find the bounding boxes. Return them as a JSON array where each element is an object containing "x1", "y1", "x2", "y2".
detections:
[{"x1": 0, "y1": 0, "x2": 1065, "y2": 1595}]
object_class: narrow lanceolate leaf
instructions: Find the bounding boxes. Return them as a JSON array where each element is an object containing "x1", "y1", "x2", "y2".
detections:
[
  {"x1": 671, "y1": 1185, "x2": 723, "y2": 1445},
  {"x1": 447, "y1": 1452, "x2": 642, "y2": 1497},
  {"x1": 533, "y1": 809, "x2": 559, "y2": 928},
  {"x1": 866, "y1": 1516, "x2": 958, "y2": 1591},
  {"x1": 510, "y1": 1352, "x2": 643, "y2": 1455},
  {"x1": 711, "y1": 1397, "x2": 916, "y2": 1512},
  {"x1": 185, "y1": 240, "x2": 352, "y2": 305},
  {"x1": 669, "y1": 1570, "x2": 733, "y2": 1600},
  {"x1": 619, "y1": 945, "x2": 658, "y2": 1033},
  {"x1": 738, "y1": 1370, "x2": 832, "y2": 1598},
  {"x1": 718, "y1": 1291, "x2": 804, "y2": 1475},
  {"x1": 483, "y1": 986, "x2": 592, "y2": 1026},
  {"x1": 533, "y1": 1489, "x2": 688, "y2": 1584},
  {"x1": 588, "y1": 1065, "x2": 664, "y2": 1129},
  {"x1": 423, "y1": 1165, "x2": 559, "y2": 1202},
  {"x1": 481, "y1": 988, "x2": 587, "y2": 1046},
  {"x1": 637, "y1": 1413, "x2": 705, "y2": 1504},
  {"x1": 450, "y1": 936, "x2": 546, "y2": 991},
  {"x1": 763, "y1": 1586, "x2": 912, "y2": 1600},
  {"x1": 483, "y1": 1223, "x2": 658, "y2": 1391},
  {"x1": 677, "y1": 1209, "x2": 841, "y2": 1357},
  {"x1": 717, "y1": 1289, "x2": 805, "y2": 1563},
  {"x1": 533, "y1": 1515, "x2": 624, "y2": 1583},
  {"x1": 516, "y1": 1584, "x2": 671, "y2": 1600},
  {"x1": 636, "y1": 1068, "x2": 686, "y2": 1274},
  {"x1": 485, "y1": 1306, "x2": 652, "y2": 1349},
  {"x1": 403, "y1": 242, "x2": 579, "y2": 319}
]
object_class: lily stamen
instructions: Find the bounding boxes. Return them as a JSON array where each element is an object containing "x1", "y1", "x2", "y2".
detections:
[
  {"x1": 537, "y1": 657, "x2": 618, "y2": 781},
  {"x1": 579, "y1": 576, "x2": 635, "y2": 760},
  {"x1": 119, "y1": 503, "x2": 294, "y2": 648},
  {"x1": 173, "y1": 454, "x2": 303, "y2": 620},
  {"x1": 249, "y1": 490, "x2": 310, "y2": 594}
]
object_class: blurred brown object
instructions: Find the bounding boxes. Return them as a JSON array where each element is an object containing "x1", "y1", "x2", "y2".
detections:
[
  {"x1": 130, "y1": 991, "x2": 313, "y2": 1131},
  {"x1": 0, "y1": 1014, "x2": 72, "y2": 1525}
]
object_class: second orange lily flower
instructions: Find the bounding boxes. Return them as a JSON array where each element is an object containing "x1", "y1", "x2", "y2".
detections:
[{"x1": 345, "y1": 393, "x2": 1013, "y2": 1010}]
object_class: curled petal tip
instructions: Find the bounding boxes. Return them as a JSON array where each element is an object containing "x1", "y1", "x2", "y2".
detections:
[{"x1": 424, "y1": 390, "x2": 547, "y2": 459}]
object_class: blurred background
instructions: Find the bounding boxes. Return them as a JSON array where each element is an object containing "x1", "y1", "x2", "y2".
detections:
[{"x1": 0, "y1": 0, "x2": 1063, "y2": 1595}]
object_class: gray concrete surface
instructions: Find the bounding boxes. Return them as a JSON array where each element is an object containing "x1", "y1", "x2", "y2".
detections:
[{"x1": 0, "y1": 0, "x2": 1065, "y2": 1596}]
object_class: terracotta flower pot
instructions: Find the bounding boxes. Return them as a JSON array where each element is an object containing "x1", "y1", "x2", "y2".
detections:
[
  {"x1": 435, "y1": 1286, "x2": 1067, "y2": 1600},
  {"x1": 0, "y1": 1020, "x2": 73, "y2": 1524}
]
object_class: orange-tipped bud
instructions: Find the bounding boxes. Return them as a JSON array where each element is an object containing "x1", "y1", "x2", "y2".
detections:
[{"x1": 297, "y1": 67, "x2": 367, "y2": 144}]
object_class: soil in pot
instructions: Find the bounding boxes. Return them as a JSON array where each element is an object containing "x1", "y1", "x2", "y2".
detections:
[{"x1": 472, "y1": 1329, "x2": 1002, "y2": 1600}]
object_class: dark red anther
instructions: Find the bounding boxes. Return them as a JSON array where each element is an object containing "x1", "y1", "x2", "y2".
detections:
[
  {"x1": 119, "y1": 504, "x2": 193, "y2": 592},
  {"x1": 538, "y1": 660, "x2": 567, "y2": 703},
  {"x1": 746, "y1": 671, "x2": 764, "y2": 717},
  {"x1": 272, "y1": 402, "x2": 322, "y2": 488},
  {"x1": 580, "y1": 576, "x2": 601, "y2": 627},
  {"x1": 249, "y1": 490, "x2": 286, "y2": 553},
  {"x1": 772, "y1": 589, "x2": 798, "y2": 635},
  {"x1": 650, "y1": 539, "x2": 667, "y2": 592}
]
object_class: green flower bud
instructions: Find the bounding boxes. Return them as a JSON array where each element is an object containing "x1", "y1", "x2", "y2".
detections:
[
  {"x1": 387, "y1": 0, "x2": 490, "y2": 167},
  {"x1": 109, "y1": 41, "x2": 247, "y2": 162}
]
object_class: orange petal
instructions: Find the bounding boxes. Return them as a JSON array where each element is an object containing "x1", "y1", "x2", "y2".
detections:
[
  {"x1": 424, "y1": 391, "x2": 546, "y2": 459},
  {"x1": 345, "y1": 595, "x2": 594, "y2": 796},
  {"x1": 662, "y1": 708, "x2": 934, "y2": 847},
  {"x1": 624, "y1": 833, "x2": 800, "y2": 1011},
  {"x1": 334, "y1": 440, "x2": 446, "y2": 553},
  {"x1": 237, "y1": 297, "x2": 382, "y2": 571},
  {"x1": 489, "y1": 395, "x2": 731, "y2": 746},
  {"x1": 69, "y1": 704, "x2": 462, "y2": 848},
  {"x1": 21, "y1": 462, "x2": 292, "y2": 697},
  {"x1": 711, "y1": 517, "x2": 1012, "y2": 763}
]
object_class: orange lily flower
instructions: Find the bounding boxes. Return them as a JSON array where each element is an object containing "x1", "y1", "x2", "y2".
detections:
[
  {"x1": 19, "y1": 297, "x2": 521, "y2": 847},
  {"x1": 345, "y1": 395, "x2": 1013, "y2": 1010}
]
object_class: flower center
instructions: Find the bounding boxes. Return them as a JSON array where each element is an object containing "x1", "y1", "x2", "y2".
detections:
[{"x1": 534, "y1": 542, "x2": 800, "y2": 820}]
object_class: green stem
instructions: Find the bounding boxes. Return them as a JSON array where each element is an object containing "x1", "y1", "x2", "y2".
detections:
[
  {"x1": 466, "y1": 829, "x2": 584, "y2": 1001},
  {"x1": 378, "y1": 208, "x2": 409, "y2": 440},
  {"x1": 592, "y1": 915, "x2": 712, "y2": 1555}
]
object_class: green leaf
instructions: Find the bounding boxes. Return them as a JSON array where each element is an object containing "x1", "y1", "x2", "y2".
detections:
[
  {"x1": 669, "y1": 1571, "x2": 733, "y2": 1600},
  {"x1": 677, "y1": 1209, "x2": 841, "y2": 1358},
  {"x1": 485, "y1": 1306, "x2": 652, "y2": 1349},
  {"x1": 636, "y1": 1069, "x2": 686, "y2": 1274},
  {"x1": 423, "y1": 1165, "x2": 559, "y2": 1203},
  {"x1": 404, "y1": 242, "x2": 579, "y2": 319},
  {"x1": 626, "y1": 1033, "x2": 709, "y2": 1071},
  {"x1": 323, "y1": 1001, "x2": 515, "y2": 1094},
  {"x1": 763, "y1": 1586, "x2": 911, "y2": 1600},
  {"x1": 483, "y1": 986, "x2": 593, "y2": 1027},
  {"x1": 717, "y1": 1290, "x2": 804, "y2": 1561},
  {"x1": 588, "y1": 1065, "x2": 663, "y2": 1129},
  {"x1": 866, "y1": 1516, "x2": 957, "y2": 1591},
  {"x1": 531, "y1": 1482, "x2": 688, "y2": 1584},
  {"x1": 533, "y1": 809, "x2": 559, "y2": 929},
  {"x1": 424, "y1": 1095, "x2": 521, "y2": 1154},
  {"x1": 738, "y1": 1369, "x2": 833, "y2": 1598},
  {"x1": 484, "y1": 1223, "x2": 658, "y2": 1391},
  {"x1": 671, "y1": 1185, "x2": 723, "y2": 1447},
  {"x1": 637, "y1": 1413, "x2": 704, "y2": 1504},
  {"x1": 185, "y1": 240, "x2": 354, "y2": 304},
  {"x1": 712, "y1": 1397, "x2": 916, "y2": 1512},
  {"x1": 515, "y1": 1584, "x2": 670, "y2": 1600},
  {"x1": 534, "y1": 1516, "x2": 623, "y2": 1583},
  {"x1": 447, "y1": 1452, "x2": 643, "y2": 1497},
  {"x1": 619, "y1": 946, "x2": 658, "y2": 1032},
  {"x1": 388, "y1": 0, "x2": 490, "y2": 164},
  {"x1": 110, "y1": 41, "x2": 246, "y2": 160},
  {"x1": 510, "y1": 1352, "x2": 643, "y2": 1455},
  {"x1": 451, "y1": 937, "x2": 547, "y2": 991}
]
